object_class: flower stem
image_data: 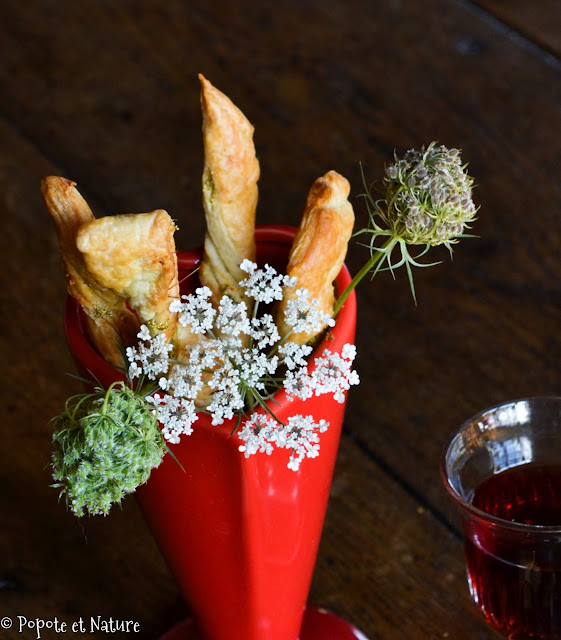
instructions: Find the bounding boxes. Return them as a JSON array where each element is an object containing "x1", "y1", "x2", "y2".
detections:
[{"x1": 333, "y1": 237, "x2": 394, "y2": 316}]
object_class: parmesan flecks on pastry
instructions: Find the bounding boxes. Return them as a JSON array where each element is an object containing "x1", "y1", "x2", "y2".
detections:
[
  {"x1": 41, "y1": 176, "x2": 140, "y2": 367},
  {"x1": 276, "y1": 170, "x2": 355, "y2": 345},
  {"x1": 198, "y1": 74, "x2": 260, "y2": 309},
  {"x1": 76, "y1": 210, "x2": 180, "y2": 340}
]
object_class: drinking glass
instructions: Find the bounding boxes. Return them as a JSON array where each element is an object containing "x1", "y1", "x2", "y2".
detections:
[{"x1": 441, "y1": 397, "x2": 561, "y2": 639}]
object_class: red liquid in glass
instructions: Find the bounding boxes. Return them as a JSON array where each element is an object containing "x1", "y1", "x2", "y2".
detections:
[{"x1": 465, "y1": 464, "x2": 561, "y2": 639}]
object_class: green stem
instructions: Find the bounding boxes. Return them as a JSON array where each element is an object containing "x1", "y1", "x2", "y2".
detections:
[
  {"x1": 333, "y1": 237, "x2": 394, "y2": 316},
  {"x1": 246, "y1": 388, "x2": 256, "y2": 412},
  {"x1": 267, "y1": 327, "x2": 294, "y2": 359},
  {"x1": 248, "y1": 300, "x2": 260, "y2": 350},
  {"x1": 252, "y1": 390, "x2": 284, "y2": 425},
  {"x1": 101, "y1": 381, "x2": 123, "y2": 413}
]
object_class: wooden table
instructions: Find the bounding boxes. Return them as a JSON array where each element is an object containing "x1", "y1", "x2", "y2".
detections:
[{"x1": 2, "y1": 2, "x2": 559, "y2": 638}]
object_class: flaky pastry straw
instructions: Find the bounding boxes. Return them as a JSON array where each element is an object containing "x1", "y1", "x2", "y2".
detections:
[
  {"x1": 41, "y1": 176, "x2": 140, "y2": 367},
  {"x1": 76, "y1": 209, "x2": 180, "y2": 341},
  {"x1": 276, "y1": 170, "x2": 355, "y2": 345},
  {"x1": 198, "y1": 74, "x2": 260, "y2": 310}
]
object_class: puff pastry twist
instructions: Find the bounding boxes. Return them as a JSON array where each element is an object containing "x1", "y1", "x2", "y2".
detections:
[
  {"x1": 76, "y1": 210, "x2": 180, "y2": 341},
  {"x1": 198, "y1": 74, "x2": 260, "y2": 310},
  {"x1": 41, "y1": 176, "x2": 140, "y2": 367},
  {"x1": 276, "y1": 170, "x2": 354, "y2": 345}
]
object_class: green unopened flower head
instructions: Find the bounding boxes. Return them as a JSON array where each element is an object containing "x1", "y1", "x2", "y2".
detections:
[
  {"x1": 384, "y1": 143, "x2": 477, "y2": 246},
  {"x1": 51, "y1": 383, "x2": 166, "y2": 517}
]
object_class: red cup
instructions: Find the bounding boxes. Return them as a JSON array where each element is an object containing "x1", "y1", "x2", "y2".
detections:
[{"x1": 441, "y1": 398, "x2": 561, "y2": 639}]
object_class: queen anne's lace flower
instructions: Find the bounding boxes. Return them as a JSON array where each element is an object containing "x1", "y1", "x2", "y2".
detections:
[
  {"x1": 216, "y1": 296, "x2": 251, "y2": 336},
  {"x1": 283, "y1": 288, "x2": 335, "y2": 335},
  {"x1": 170, "y1": 286, "x2": 216, "y2": 333},
  {"x1": 237, "y1": 413, "x2": 330, "y2": 471},
  {"x1": 147, "y1": 393, "x2": 198, "y2": 443},
  {"x1": 240, "y1": 260, "x2": 297, "y2": 303},
  {"x1": 206, "y1": 387, "x2": 245, "y2": 425},
  {"x1": 125, "y1": 263, "x2": 358, "y2": 470},
  {"x1": 283, "y1": 369, "x2": 314, "y2": 400},
  {"x1": 278, "y1": 342, "x2": 313, "y2": 370},
  {"x1": 284, "y1": 415, "x2": 329, "y2": 471},
  {"x1": 384, "y1": 143, "x2": 477, "y2": 247},
  {"x1": 250, "y1": 314, "x2": 280, "y2": 350},
  {"x1": 232, "y1": 347, "x2": 278, "y2": 389},
  {"x1": 164, "y1": 361, "x2": 206, "y2": 400},
  {"x1": 126, "y1": 325, "x2": 173, "y2": 380},
  {"x1": 308, "y1": 344, "x2": 360, "y2": 403},
  {"x1": 238, "y1": 414, "x2": 276, "y2": 457},
  {"x1": 282, "y1": 342, "x2": 359, "y2": 403},
  {"x1": 188, "y1": 341, "x2": 225, "y2": 370}
]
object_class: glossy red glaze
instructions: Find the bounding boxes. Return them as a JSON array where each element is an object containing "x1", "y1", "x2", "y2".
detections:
[
  {"x1": 159, "y1": 607, "x2": 368, "y2": 640},
  {"x1": 64, "y1": 226, "x2": 358, "y2": 640}
]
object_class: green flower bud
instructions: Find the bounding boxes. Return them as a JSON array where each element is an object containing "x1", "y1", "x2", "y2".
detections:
[
  {"x1": 384, "y1": 143, "x2": 477, "y2": 246},
  {"x1": 51, "y1": 384, "x2": 165, "y2": 517}
]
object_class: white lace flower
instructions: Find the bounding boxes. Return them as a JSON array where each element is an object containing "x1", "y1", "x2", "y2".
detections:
[
  {"x1": 207, "y1": 390, "x2": 245, "y2": 425},
  {"x1": 341, "y1": 343, "x2": 357, "y2": 360},
  {"x1": 309, "y1": 344, "x2": 360, "y2": 403},
  {"x1": 170, "y1": 287, "x2": 216, "y2": 333},
  {"x1": 207, "y1": 363, "x2": 245, "y2": 425},
  {"x1": 149, "y1": 268, "x2": 361, "y2": 466},
  {"x1": 238, "y1": 414, "x2": 276, "y2": 457},
  {"x1": 278, "y1": 342, "x2": 313, "y2": 370},
  {"x1": 240, "y1": 260, "x2": 297, "y2": 303},
  {"x1": 188, "y1": 341, "x2": 225, "y2": 370},
  {"x1": 237, "y1": 413, "x2": 330, "y2": 471},
  {"x1": 128, "y1": 361, "x2": 142, "y2": 379},
  {"x1": 126, "y1": 325, "x2": 173, "y2": 380},
  {"x1": 216, "y1": 296, "x2": 251, "y2": 336},
  {"x1": 283, "y1": 369, "x2": 314, "y2": 401},
  {"x1": 148, "y1": 393, "x2": 198, "y2": 444},
  {"x1": 283, "y1": 288, "x2": 335, "y2": 334},
  {"x1": 250, "y1": 314, "x2": 280, "y2": 350},
  {"x1": 165, "y1": 361, "x2": 206, "y2": 400},
  {"x1": 281, "y1": 343, "x2": 358, "y2": 404},
  {"x1": 284, "y1": 415, "x2": 329, "y2": 471},
  {"x1": 230, "y1": 347, "x2": 278, "y2": 390},
  {"x1": 138, "y1": 325, "x2": 151, "y2": 341}
]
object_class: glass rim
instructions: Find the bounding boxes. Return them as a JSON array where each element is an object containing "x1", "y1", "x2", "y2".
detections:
[{"x1": 440, "y1": 396, "x2": 561, "y2": 534}]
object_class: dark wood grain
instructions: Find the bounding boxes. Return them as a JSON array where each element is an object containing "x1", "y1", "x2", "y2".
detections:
[
  {"x1": 1, "y1": 0, "x2": 560, "y2": 637},
  {"x1": 474, "y1": 0, "x2": 561, "y2": 57},
  {"x1": 311, "y1": 438, "x2": 503, "y2": 639}
]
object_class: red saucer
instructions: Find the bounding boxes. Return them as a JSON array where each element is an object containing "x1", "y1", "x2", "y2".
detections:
[{"x1": 159, "y1": 606, "x2": 369, "y2": 640}]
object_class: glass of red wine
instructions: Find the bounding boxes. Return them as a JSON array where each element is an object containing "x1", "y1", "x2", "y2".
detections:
[{"x1": 441, "y1": 397, "x2": 561, "y2": 639}]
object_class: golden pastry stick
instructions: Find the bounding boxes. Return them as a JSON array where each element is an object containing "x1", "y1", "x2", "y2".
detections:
[
  {"x1": 41, "y1": 176, "x2": 140, "y2": 367},
  {"x1": 76, "y1": 210, "x2": 180, "y2": 341},
  {"x1": 78, "y1": 208, "x2": 208, "y2": 404},
  {"x1": 276, "y1": 170, "x2": 355, "y2": 345},
  {"x1": 198, "y1": 74, "x2": 260, "y2": 309}
]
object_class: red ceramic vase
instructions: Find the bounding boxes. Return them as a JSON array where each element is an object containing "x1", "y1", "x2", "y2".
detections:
[{"x1": 64, "y1": 226, "x2": 359, "y2": 640}]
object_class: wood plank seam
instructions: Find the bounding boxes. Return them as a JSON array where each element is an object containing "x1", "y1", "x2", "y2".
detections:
[
  {"x1": 460, "y1": 0, "x2": 561, "y2": 67},
  {"x1": 342, "y1": 426, "x2": 462, "y2": 541}
]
